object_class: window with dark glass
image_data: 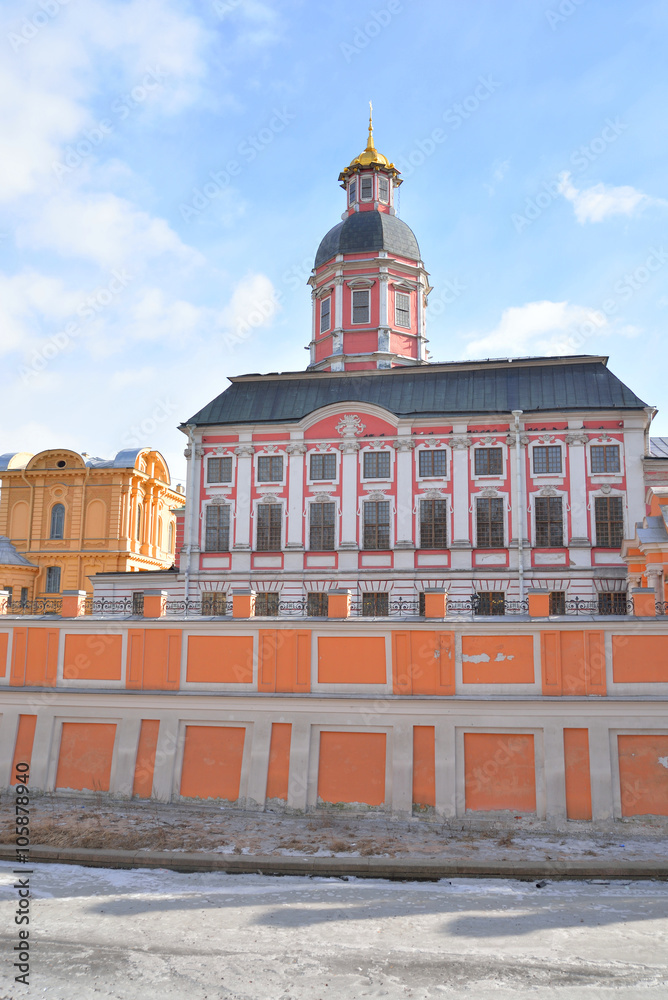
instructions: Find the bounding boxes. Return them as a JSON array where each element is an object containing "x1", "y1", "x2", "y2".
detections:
[
  {"x1": 136, "y1": 504, "x2": 142, "y2": 542},
  {"x1": 320, "y1": 296, "x2": 331, "y2": 333},
  {"x1": 474, "y1": 448, "x2": 503, "y2": 476},
  {"x1": 395, "y1": 291, "x2": 410, "y2": 328},
  {"x1": 132, "y1": 591, "x2": 144, "y2": 615},
  {"x1": 310, "y1": 452, "x2": 336, "y2": 480},
  {"x1": 476, "y1": 496, "x2": 504, "y2": 548},
  {"x1": 3, "y1": 586, "x2": 12, "y2": 602},
  {"x1": 378, "y1": 176, "x2": 389, "y2": 203},
  {"x1": 534, "y1": 496, "x2": 563, "y2": 547},
  {"x1": 419, "y1": 592, "x2": 425, "y2": 616},
  {"x1": 363, "y1": 450, "x2": 390, "y2": 479},
  {"x1": 349, "y1": 178, "x2": 357, "y2": 204},
  {"x1": 352, "y1": 289, "x2": 370, "y2": 324},
  {"x1": 257, "y1": 455, "x2": 283, "y2": 482},
  {"x1": 207, "y1": 457, "x2": 232, "y2": 483},
  {"x1": 201, "y1": 592, "x2": 227, "y2": 616},
  {"x1": 360, "y1": 174, "x2": 373, "y2": 200},
  {"x1": 419, "y1": 449, "x2": 447, "y2": 477},
  {"x1": 533, "y1": 445, "x2": 562, "y2": 475},
  {"x1": 307, "y1": 592, "x2": 328, "y2": 616},
  {"x1": 309, "y1": 502, "x2": 335, "y2": 550},
  {"x1": 363, "y1": 501, "x2": 390, "y2": 549},
  {"x1": 598, "y1": 592, "x2": 628, "y2": 615},
  {"x1": 20, "y1": 587, "x2": 28, "y2": 606},
  {"x1": 591, "y1": 445, "x2": 621, "y2": 474},
  {"x1": 50, "y1": 503, "x2": 65, "y2": 540},
  {"x1": 595, "y1": 496, "x2": 624, "y2": 548},
  {"x1": 45, "y1": 566, "x2": 61, "y2": 593},
  {"x1": 420, "y1": 499, "x2": 448, "y2": 549},
  {"x1": 549, "y1": 591, "x2": 566, "y2": 615},
  {"x1": 205, "y1": 505, "x2": 230, "y2": 551},
  {"x1": 256, "y1": 503, "x2": 282, "y2": 551},
  {"x1": 362, "y1": 592, "x2": 389, "y2": 616},
  {"x1": 255, "y1": 593, "x2": 279, "y2": 616},
  {"x1": 477, "y1": 591, "x2": 505, "y2": 615}
]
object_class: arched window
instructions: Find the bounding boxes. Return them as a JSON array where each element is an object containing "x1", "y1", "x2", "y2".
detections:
[
  {"x1": 50, "y1": 503, "x2": 65, "y2": 540},
  {"x1": 168, "y1": 521, "x2": 174, "y2": 553},
  {"x1": 136, "y1": 504, "x2": 143, "y2": 542}
]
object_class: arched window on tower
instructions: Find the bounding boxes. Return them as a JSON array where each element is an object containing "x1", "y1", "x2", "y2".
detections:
[
  {"x1": 50, "y1": 503, "x2": 65, "y2": 540},
  {"x1": 348, "y1": 178, "x2": 357, "y2": 205},
  {"x1": 379, "y1": 176, "x2": 389, "y2": 203},
  {"x1": 360, "y1": 174, "x2": 373, "y2": 201}
]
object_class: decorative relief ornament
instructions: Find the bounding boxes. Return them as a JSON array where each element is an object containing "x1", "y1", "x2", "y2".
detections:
[
  {"x1": 482, "y1": 435, "x2": 498, "y2": 446},
  {"x1": 310, "y1": 492, "x2": 334, "y2": 501},
  {"x1": 234, "y1": 445, "x2": 255, "y2": 457},
  {"x1": 450, "y1": 435, "x2": 472, "y2": 450},
  {"x1": 538, "y1": 486, "x2": 559, "y2": 497},
  {"x1": 286, "y1": 442, "x2": 307, "y2": 455},
  {"x1": 420, "y1": 488, "x2": 446, "y2": 499},
  {"x1": 478, "y1": 486, "x2": 501, "y2": 498},
  {"x1": 505, "y1": 432, "x2": 530, "y2": 447},
  {"x1": 194, "y1": 445, "x2": 204, "y2": 459},
  {"x1": 598, "y1": 433, "x2": 612, "y2": 442},
  {"x1": 364, "y1": 490, "x2": 388, "y2": 502},
  {"x1": 392, "y1": 438, "x2": 415, "y2": 451},
  {"x1": 336, "y1": 413, "x2": 365, "y2": 437},
  {"x1": 600, "y1": 484, "x2": 612, "y2": 494},
  {"x1": 209, "y1": 496, "x2": 229, "y2": 505},
  {"x1": 259, "y1": 493, "x2": 281, "y2": 503},
  {"x1": 540, "y1": 434, "x2": 555, "y2": 443},
  {"x1": 565, "y1": 432, "x2": 588, "y2": 446},
  {"x1": 183, "y1": 446, "x2": 192, "y2": 459},
  {"x1": 338, "y1": 440, "x2": 360, "y2": 454}
]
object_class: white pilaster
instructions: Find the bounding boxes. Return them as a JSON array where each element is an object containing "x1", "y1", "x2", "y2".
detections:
[
  {"x1": 390, "y1": 723, "x2": 412, "y2": 817},
  {"x1": 286, "y1": 440, "x2": 306, "y2": 549},
  {"x1": 394, "y1": 438, "x2": 415, "y2": 548},
  {"x1": 233, "y1": 440, "x2": 254, "y2": 550},
  {"x1": 566, "y1": 425, "x2": 590, "y2": 549},
  {"x1": 152, "y1": 716, "x2": 180, "y2": 802},
  {"x1": 0, "y1": 710, "x2": 20, "y2": 788},
  {"x1": 588, "y1": 723, "x2": 614, "y2": 821},
  {"x1": 287, "y1": 718, "x2": 311, "y2": 812},
  {"x1": 339, "y1": 443, "x2": 359, "y2": 549},
  {"x1": 245, "y1": 717, "x2": 273, "y2": 810},
  {"x1": 112, "y1": 717, "x2": 142, "y2": 797},
  {"x1": 450, "y1": 431, "x2": 472, "y2": 549}
]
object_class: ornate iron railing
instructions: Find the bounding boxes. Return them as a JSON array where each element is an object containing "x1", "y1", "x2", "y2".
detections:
[
  {"x1": 655, "y1": 601, "x2": 668, "y2": 616},
  {"x1": 4, "y1": 598, "x2": 62, "y2": 615},
  {"x1": 84, "y1": 597, "x2": 135, "y2": 616},
  {"x1": 563, "y1": 597, "x2": 632, "y2": 616}
]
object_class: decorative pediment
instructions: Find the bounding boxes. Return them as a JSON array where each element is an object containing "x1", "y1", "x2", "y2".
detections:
[{"x1": 345, "y1": 278, "x2": 375, "y2": 289}]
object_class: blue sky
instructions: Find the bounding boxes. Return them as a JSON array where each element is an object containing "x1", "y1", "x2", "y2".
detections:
[{"x1": 1, "y1": 0, "x2": 667, "y2": 486}]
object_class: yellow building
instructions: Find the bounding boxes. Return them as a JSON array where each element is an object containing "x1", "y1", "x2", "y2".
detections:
[{"x1": 0, "y1": 447, "x2": 184, "y2": 601}]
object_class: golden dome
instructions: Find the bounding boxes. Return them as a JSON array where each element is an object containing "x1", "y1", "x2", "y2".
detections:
[{"x1": 339, "y1": 104, "x2": 401, "y2": 183}]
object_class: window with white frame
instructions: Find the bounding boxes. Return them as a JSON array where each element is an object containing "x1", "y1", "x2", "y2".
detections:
[
  {"x1": 320, "y1": 296, "x2": 331, "y2": 333},
  {"x1": 420, "y1": 499, "x2": 448, "y2": 549},
  {"x1": 474, "y1": 448, "x2": 503, "y2": 476},
  {"x1": 207, "y1": 456, "x2": 232, "y2": 483},
  {"x1": 418, "y1": 449, "x2": 447, "y2": 477},
  {"x1": 395, "y1": 291, "x2": 410, "y2": 328},
  {"x1": 378, "y1": 176, "x2": 389, "y2": 203},
  {"x1": 476, "y1": 497, "x2": 504, "y2": 548},
  {"x1": 352, "y1": 289, "x2": 370, "y2": 324},
  {"x1": 310, "y1": 452, "x2": 336, "y2": 480},
  {"x1": 205, "y1": 505, "x2": 230, "y2": 551},
  {"x1": 256, "y1": 503, "x2": 282, "y2": 551},
  {"x1": 594, "y1": 496, "x2": 624, "y2": 548},
  {"x1": 257, "y1": 455, "x2": 283, "y2": 482},
  {"x1": 591, "y1": 444, "x2": 621, "y2": 473},
  {"x1": 533, "y1": 445, "x2": 562, "y2": 475},
  {"x1": 534, "y1": 496, "x2": 564, "y2": 547},
  {"x1": 360, "y1": 174, "x2": 373, "y2": 200},
  {"x1": 363, "y1": 450, "x2": 391, "y2": 479},
  {"x1": 349, "y1": 178, "x2": 357, "y2": 204},
  {"x1": 309, "y1": 501, "x2": 336, "y2": 550},
  {"x1": 363, "y1": 501, "x2": 390, "y2": 549}
]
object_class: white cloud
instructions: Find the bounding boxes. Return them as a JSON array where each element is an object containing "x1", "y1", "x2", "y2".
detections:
[
  {"x1": 0, "y1": 271, "x2": 83, "y2": 355},
  {"x1": 220, "y1": 273, "x2": 281, "y2": 349},
  {"x1": 484, "y1": 159, "x2": 510, "y2": 196},
  {"x1": 557, "y1": 172, "x2": 666, "y2": 223},
  {"x1": 462, "y1": 300, "x2": 609, "y2": 358}
]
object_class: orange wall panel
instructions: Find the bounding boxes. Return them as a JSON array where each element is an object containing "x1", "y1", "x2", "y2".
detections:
[
  {"x1": 541, "y1": 631, "x2": 607, "y2": 695},
  {"x1": 132, "y1": 720, "x2": 160, "y2": 798},
  {"x1": 55, "y1": 722, "x2": 117, "y2": 792},
  {"x1": 392, "y1": 631, "x2": 455, "y2": 695},
  {"x1": 258, "y1": 630, "x2": 311, "y2": 692},
  {"x1": 413, "y1": 726, "x2": 435, "y2": 808},
  {"x1": 464, "y1": 733, "x2": 536, "y2": 813},
  {"x1": 462, "y1": 635, "x2": 534, "y2": 684},
  {"x1": 0, "y1": 632, "x2": 8, "y2": 678},
  {"x1": 186, "y1": 635, "x2": 254, "y2": 683},
  {"x1": 63, "y1": 634, "x2": 122, "y2": 681},
  {"x1": 541, "y1": 631, "x2": 561, "y2": 694},
  {"x1": 318, "y1": 732, "x2": 386, "y2": 806},
  {"x1": 266, "y1": 722, "x2": 292, "y2": 801},
  {"x1": 560, "y1": 632, "x2": 587, "y2": 695},
  {"x1": 563, "y1": 728, "x2": 592, "y2": 820},
  {"x1": 318, "y1": 636, "x2": 386, "y2": 684},
  {"x1": 180, "y1": 726, "x2": 245, "y2": 801},
  {"x1": 11, "y1": 628, "x2": 58, "y2": 687},
  {"x1": 11, "y1": 715, "x2": 37, "y2": 783},
  {"x1": 143, "y1": 630, "x2": 181, "y2": 690},
  {"x1": 618, "y1": 735, "x2": 668, "y2": 817},
  {"x1": 612, "y1": 635, "x2": 668, "y2": 683}
]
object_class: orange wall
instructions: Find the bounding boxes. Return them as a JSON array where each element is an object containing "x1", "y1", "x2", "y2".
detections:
[
  {"x1": 392, "y1": 631, "x2": 455, "y2": 695},
  {"x1": 11, "y1": 715, "x2": 37, "y2": 783},
  {"x1": 63, "y1": 634, "x2": 122, "y2": 681},
  {"x1": 55, "y1": 722, "x2": 117, "y2": 791},
  {"x1": 258, "y1": 630, "x2": 310, "y2": 692},
  {"x1": 464, "y1": 733, "x2": 536, "y2": 813},
  {"x1": 318, "y1": 732, "x2": 386, "y2": 806},
  {"x1": 318, "y1": 636, "x2": 386, "y2": 684},
  {"x1": 412, "y1": 726, "x2": 435, "y2": 808},
  {"x1": 0, "y1": 632, "x2": 7, "y2": 677},
  {"x1": 618, "y1": 734, "x2": 668, "y2": 817},
  {"x1": 132, "y1": 719, "x2": 160, "y2": 798},
  {"x1": 186, "y1": 635, "x2": 254, "y2": 683},
  {"x1": 612, "y1": 635, "x2": 668, "y2": 683},
  {"x1": 462, "y1": 635, "x2": 534, "y2": 684},
  {"x1": 541, "y1": 631, "x2": 606, "y2": 696},
  {"x1": 180, "y1": 726, "x2": 245, "y2": 801},
  {"x1": 563, "y1": 728, "x2": 592, "y2": 820},
  {"x1": 127, "y1": 629, "x2": 181, "y2": 690},
  {"x1": 266, "y1": 722, "x2": 292, "y2": 801},
  {"x1": 10, "y1": 627, "x2": 58, "y2": 687}
]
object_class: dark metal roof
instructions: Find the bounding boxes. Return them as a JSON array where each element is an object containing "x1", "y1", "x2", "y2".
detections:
[
  {"x1": 185, "y1": 358, "x2": 648, "y2": 427},
  {"x1": 315, "y1": 210, "x2": 420, "y2": 268},
  {"x1": 649, "y1": 437, "x2": 668, "y2": 459}
]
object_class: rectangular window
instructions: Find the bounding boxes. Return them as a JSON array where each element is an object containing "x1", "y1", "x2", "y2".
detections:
[
  {"x1": 320, "y1": 296, "x2": 331, "y2": 333},
  {"x1": 256, "y1": 503, "x2": 282, "y2": 551},
  {"x1": 476, "y1": 496, "x2": 504, "y2": 548},
  {"x1": 207, "y1": 456, "x2": 232, "y2": 483},
  {"x1": 132, "y1": 591, "x2": 144, "y2": 615},
  {"x1": 307, "y1": 592, "x2": 328, "y2": 616},
  {"x1": 20, "y1": 587, "x2": 29, "y2": 606},
  {"x1": 352, "y1": 289, "x2": 370, "y2": 324},
  {"x1": 420, "y1": 499, "x2": 448, "y2": 549},
  {"x1": 395, "y1": 291, "x2": 410, "y2": 328},
  {"x1": 378, "y1": 176, "x2": 389, "y2": 203},
  {"x1": 363, "y1": 450, "x2": 391, "y2": 479},
  {"x1": 349, "y1": 178, "x2": 357, "y2": 204},
  {"x1": 594, "y1": 496, "x2": 624, "y2": 548},
  {"x1": 362, "y1": 593, "x2": 389, "y2": 616},
  {"x1": 255, "y1": 593, "x2": 279, "y2": 616},
  {"x1": 201, "y1": 592, "x2": 227, "y2": 616},
  {"x1": 477, "y1": 591, "x2": 505, "y2": 616},
  {"x1": 205, "y1": 505, "x2": 230, "y2": 551},
  {"x1": 257, "y1": 455, "x2": 283, "y2": 482},
  {"x1": 533, "y1": 445, "x2": 562, "y2": 475},
  {"x1": 534, "y1": 496, "x2": 564, "y2": 547},
  {"x1": 474, "y1": 448, "x2": 503, "y2": 476},
  {"x1": 591, "y1": 445, "x2": 621, "y2": 474},
  {"x1": 45, "y1": 566, "x2": 61, "y2": 593},
  {"x1": 598, "y1": 592, "x2": 628, "y2": 615},
  {"x1": 360, "y1": 175, "x2": 373, "y2": 200},
  {"x1": 419, "y1": 449, "x2": 447, "y2": 477},
  {"x1": 363, "y1": 501, "x2": 390, "y2": 550},
  {"x1": 309, "y1": 502, "x2": 336, "y2": 550},
  {"x1": 419, "y1": 592, "x2": 425, "y2": 617},
  {"x1": 549, "y1": 591, "x2": 566, "y2": 615},
  {"x1": 310, "y1": 452, "x2": 336, "y2": 480},
  {"x1": 3, "y1": 586, "x2": 12, "y2": 602}
]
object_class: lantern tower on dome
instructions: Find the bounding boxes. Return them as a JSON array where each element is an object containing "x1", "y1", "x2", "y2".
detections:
[{"x1": 308, "y1": 107, "x2": 431, "y2": 371}]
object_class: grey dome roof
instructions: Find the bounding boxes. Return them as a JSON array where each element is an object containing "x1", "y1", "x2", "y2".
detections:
[{"x1": 315, "y1": 211, "x2": 420, "y2": 268}]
